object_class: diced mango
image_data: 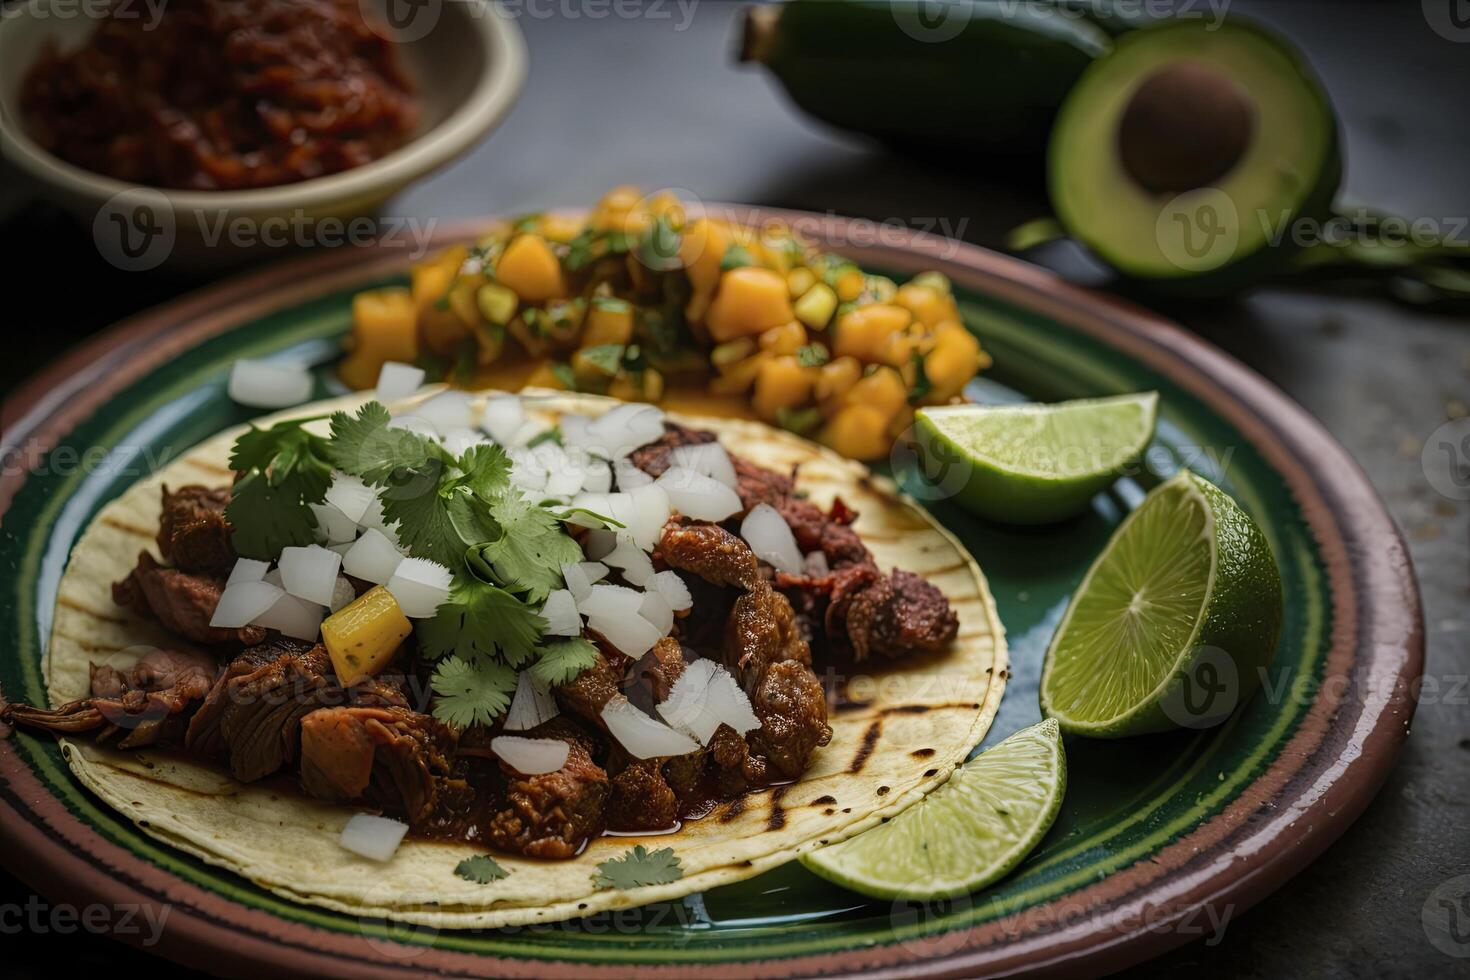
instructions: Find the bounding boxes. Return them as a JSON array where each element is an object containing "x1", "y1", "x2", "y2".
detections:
[
  {"x1": 538, "y1": 213, "x2": 585, "y2": 244},
  {"x1": 752, "y1": 355, "x2": 812, "y2": 422},
  {"x1": 814, "y1": 355, "x2": 862, "y2": 410},
  {"x1": 609, "y1": 367, "x2": 665, "y2": 403},
  {"x1": 341, "y1": 288, "x2": 418, "y2": 390},
  {"x1": 895, "y1": 282, "x2": 961, "y2": 329},
  {"x1": 922, "y1": 322, "x2": 988, "y2": 403},
  {"x1": 846, "y1": 366, "x2": 909, "y2": 419},
  {"x1": 794, "y1": 283, "x2": 838, "y2": 330},
  {"x1": 582, "y1": 297, "x2": 635, "y2": 347},
  {"x1": 787, "y1": 267, "x2": 816, "y2": 298},
  {"x1": 832, "y1": 303, "x2": 912, "y2": 363},
  {"x1": 710, "y1": 337, "x2": 756, "y2": 369},
  {"x1": 758, "y1": 321, "x2": 807, "y2": 356},
  {"x1": 322, "y1": 586, "x2": 412, "y2": 685},
  {"x1": 496, "y1": 234, "x2": 566, "y2": 303},
  {"x1": 680, "y1": 218, "x2": 735, "y2": 312},
  {"x1": 709, "y1": 351, "x2": 770, "y2": 395},
  {"x1": 821, "y1": 404, "x2": 891, "y2": 461},
  {"x1": 834, "y1": 266, "x2": 865, "y2": 302},
  {"x1": 477, "y1": 282, "x2": 519, "y2": 326},
  {"x1": 705, "y1": 267, "x2": 795, "y2": 342},
  {"x1": 411, "y1": 245, "x2": 468, "y2": 310}
]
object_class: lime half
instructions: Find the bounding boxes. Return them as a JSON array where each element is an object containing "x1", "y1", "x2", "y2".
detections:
[
  {"x1": 800, "y1": 720, "x2": 1066, "y2": 900},
  {"x1": 914, "y1": 392, "x2": 1158, "y2": 525},
  {"x1": 1040, "y1": 470, "x2": 1283, "y2": 738}
]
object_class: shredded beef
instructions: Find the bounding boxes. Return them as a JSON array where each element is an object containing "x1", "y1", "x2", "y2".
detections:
[
  {"x1": 658, "y1": 519, "x2": 759, "y2": 590},
  {"x1": 299, "y1": 705, "x2": 457, "y2": 824},
  {"x1": 113, "y1": 551, "x2": 264, "y2": 646},
  {"x1": 157, "y1": 485, "x2": 236, "y2": 576},
  {"x1": 486, "y1": 718, "x2": 608, "y2": 859},
  {"x1": 2, "y1": 646, "x2": 218, "y2": 749}
]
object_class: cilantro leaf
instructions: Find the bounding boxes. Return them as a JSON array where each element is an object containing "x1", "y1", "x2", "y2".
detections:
[
  {"x1": 907, "y1": 350, "x2": 933, "y2": 404},
  {"x1": 224, "y1": 419, "x2": 333, "y2": 560},
  {"x1": 530, "y1": 637, "x2": 599, "y2": 688},
  {"x1": 775, "y1": 406, "x2": 822, "y2": 437},
  {"x1": 458, "y1": 443, "x2": 513, "y2": 495},
  {"x1": 474, "y1": 493, "x2": 585, "y2": 601},
  {"x1": 578, "y1": 343, "x2": 625, "y2": 377},
  {"x1": 430, "y1": 655, "x2": 518, "y2": 728},
  {"x1": 455, "y1": 854, "x2": 509, "y2": 885},
  {"x1": 796, "y1": 343, "x2": 830, "y2": 368},
  {"x1": 720, "y1": 242, "x2": 755, "y2": 271},
  {"x1": 377, "y1": 469, "x2": 465, "y2": 568},
  {"x1": 419, "y1": 576, "x2": 544, "y2": 665},
  {"x1": 593, "y1": 846, "x2": 683, "y2": 890},
  {"x1": 327, "y1": 402, "x2": 444, "y2": 485}
]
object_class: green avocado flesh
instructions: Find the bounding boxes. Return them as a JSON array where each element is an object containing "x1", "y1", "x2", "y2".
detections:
[{"x1": 1048, "y1": 19, "x2": 1339, "y2": 281}]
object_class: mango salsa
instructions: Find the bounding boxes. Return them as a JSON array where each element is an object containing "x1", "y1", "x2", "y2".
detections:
[{"x1": 321, "y1": 586, "x2": 412, "y2": 685}]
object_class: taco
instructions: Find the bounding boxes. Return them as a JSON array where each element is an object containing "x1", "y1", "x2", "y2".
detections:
[{"x1": 4, "y1": 388, "x2": 1004, "y2": 927}]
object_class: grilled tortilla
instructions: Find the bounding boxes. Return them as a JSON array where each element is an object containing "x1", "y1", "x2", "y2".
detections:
[{"x1": 42, "y1": 389, "x2": 1006, "y2": 928}]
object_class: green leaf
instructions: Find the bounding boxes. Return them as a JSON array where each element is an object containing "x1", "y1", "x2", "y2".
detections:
[
  {"x1": 549, "y1": 362, "x2": 579, "y2": 391},
  {"x1": 419, "y1": 576, "x2": 544, "y2": 665},
  {"x1": 775, "y1": 406, "x2": 822, "y2": 437},
  {"x1": 796, "y1": 343, "x2": 830, "y2": 368},
  {"x1": 579, "y1": 343, "x2": 626, "y2": 377},
  {"x1": 907, "y1": 349, "x2": 933, "y2": 405},
  {"x1": 430, "y1": 655, "x2": 518, "y2": 728},
  {"x1": 720, "y1": 242, "x2": 755, "y2": 271},
  {"x1": 455, "y1": 854, "x2": 509, "y2": 885},
  {"x1": 223, "y1": 418, "x2": 333, "y2": 559},
  {"x1": 475, "y1": 492, "x2": 586, "y2": 602},
  {"x1": 530, "y1": 637, "x2": 599, "y2": 688},
  {"x1": 592, "y1": 845, "x2": 683, "y2": 890},
  {"x1": 327, "y1": 402, "x2": 444, "y2": 485},
  {"x1": 636, "y1": 215, "x2": 682, "y2": 273}
]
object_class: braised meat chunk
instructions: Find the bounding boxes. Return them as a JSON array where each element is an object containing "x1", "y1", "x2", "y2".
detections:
[
  {"x1": 554, "y1": 647, "x2": 628, "y2": 729},
  {"x1": 837, "y1": 568, "x2": 959, "y2": 660},
  {"x1": 486, "y1": 719, "x2": 608, "y2": 859},
  {"x1": 158, "y1": 485, "x2": 236, "y2": 576},
  {"x1": 113, "y1": 551, "x2": 264, "y2": 647},
  {"x1": 2, "y1": 646, "x2": 218, "y2": 749},
  {"x1": 185, "y1": 640, "x2": 338, "y2": 781},
  {"x1": 299, "y1": 705, "x2": 457, "y2": 824},
  {"x1": 725, "y1": 581, "x2": 812, "y2": 689},
  {"x1": 658, "y1": 520, "x2": 759, "y2": 590}
]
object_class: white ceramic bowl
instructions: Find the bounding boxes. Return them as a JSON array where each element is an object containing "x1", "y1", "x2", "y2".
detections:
[{"x1": 0, "y1": 0, "x2": 527, "y2": 267}]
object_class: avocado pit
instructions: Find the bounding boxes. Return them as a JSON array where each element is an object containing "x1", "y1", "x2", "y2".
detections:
[{"x1": 1117, "y1": 60, "x2": 1255, "y2": 194}]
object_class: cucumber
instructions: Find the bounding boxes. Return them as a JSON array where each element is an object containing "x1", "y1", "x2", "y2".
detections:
[{"x1": 740, "y1": 1, "x2": 1119, "y2": 168}]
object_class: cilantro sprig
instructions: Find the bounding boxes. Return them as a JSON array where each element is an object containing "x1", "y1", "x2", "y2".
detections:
[
  {"x1": 593, "y1": 845, "x2": 683, "y2": 890},
  {"x1": 225, "y1": 417, "x2": 333, "y2": 559},
  {"x1": 455, "y1": 854, "x2": 509, "y2": 885}
]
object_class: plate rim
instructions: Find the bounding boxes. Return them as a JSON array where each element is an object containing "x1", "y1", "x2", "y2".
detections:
[{"x1": 0, "y1": 208, "x2": 1424, "y2": 979}]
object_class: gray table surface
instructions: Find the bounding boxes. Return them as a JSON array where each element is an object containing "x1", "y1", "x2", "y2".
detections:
[{"x1": 2, "y1": 2, "x2": 1466, "y2": 977}]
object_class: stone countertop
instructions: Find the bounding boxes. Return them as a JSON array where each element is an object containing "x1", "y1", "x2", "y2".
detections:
[{"x1": 1, "y1": 3, "x2": 1465, "y2": 976}]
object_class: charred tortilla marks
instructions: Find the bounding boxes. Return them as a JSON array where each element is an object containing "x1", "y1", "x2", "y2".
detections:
[
  {"x1": 767, "y1": 785, "x2": 789, "y2": 831},
  {"x1": 848, "y1": 720, "x2": 883, "y2": 773},
  {"x1": 910, "y1": 747, "x2": 936, "y2": 759}
]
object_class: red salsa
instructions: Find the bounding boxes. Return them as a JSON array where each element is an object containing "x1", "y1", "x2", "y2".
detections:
[{"x1": 21, "y1": 0, "x2": 419, "y2": 191}]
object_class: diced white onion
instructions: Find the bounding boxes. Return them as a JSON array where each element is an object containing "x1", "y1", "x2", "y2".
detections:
[
  {"x1": 657, "y1": 466, "x2": 742, "y2": 523},
  {"x1": 327, "y1": 542, "x2": 355, "y2": 557},
  {"x1": 342, "y1": 528, "x2": 404, "y2": 585},
  {"x1": 252, "y1": 592, "x2": 325, "y2": 640},
  {"x1": 329, "y1": 576, "x2": 356, "y2": 613},
  {"x1": 669, "y1": 443, "x2": 737, "y2": 488},
  {"x1": 604, "y1": 534, "x2": 654, "y2": 586},
  {"x1": 358, "y1": 495, "x2": 402, "y2": 541},
  {"x1": 339, "y1": 813, "x2": 408, "y2": 862},
  {"x1": 741, "y1": 502, "x2": 804, "y2": 574},
  {"x1": 325, "y1": 474, "x2": 377, "y2": 524},
  {"x1": 541, "y1": 445, "x2": 586, "y2": 499},
  {"x1": 225, "y1": 558, "x2": 270, "y2": 587},
  {"x1": 508, "y1": 447, "x2": 549, "y2": 493},
  {"x1": 279, "y1": 544, "x2": 343, "y2": 607},
  {"x1": 227, "y1": 359, "x2": 314, "y2": 409},
  {"x1": 583, "y1": 585, "x2": 661, "y2": 656},
  {"x1": 412, "y1": 391, "x2": 475, "y2": 435},
  {"x1": 210, "y1": 580, "x2": 283, "y2": 628},
  {"x1": 804, "y1": 550, "x2": 831, "y2": 577},
  {"x1": 264, "y1": 568, "x2": 283, "y2": 588},
  {"x1": 374, "y1": 362, "x2": 425, "y2": 403},
  {"x1": 656, "y1": 659, "x2": 760, "y2": 745},
  {"x1": 558, "y1": 413, "x2": 592, "y2": 452},
  {"x1": 309, "y1": 501, "x2": 359, "y2": 545},
  {"x1": 540, "y1": 589, "x2": 581, "y2": 636},
  {"x1": 386, "y1": 558, "x2": 453, "y2": 618},
  {"x1": 560, "y1": 560, "x2": 607, "y2": 602},
  {"x1": 492, "y1": 735, "x2": 569, "y2": 774},
  {"x1": 504, "y1": 672, "x2": 560, "y2": 732},
  {"x1": 511, "y1": 417, "x2": 554, "y2": 448},
  {"x1": 442, "y1": 427, "x2": 489, "y2": 458},
  {"x1": 586, "y1": 404, "x2": 666, "y2": 457},
  {"x1": 579, "y1": 583, "x2": 643, "y2": 621},
  {"x1": 387, "y1": 414, "x2": 441, "y2": 442},
  {"x1": 639, "y1": 589, "x2": 674, "y2": 635},
  {"x1": 624, "y1": 484, "x2": 671, "y2": 552},
  {"x1": 649, "y1": 570, "x2": 693, "y2": 612},
  {"x1": 581, "y1": 459, "x2": 613, "y2": 493},
  {"x1": 481, "y1": 394, "x2": 525, "y2": 445},
  {"x1": 601, "y1": 695, "x2": 700, "y2": 759},
  {"x1": 613, "y1": 458, "x2": 653, "y2": 490}
]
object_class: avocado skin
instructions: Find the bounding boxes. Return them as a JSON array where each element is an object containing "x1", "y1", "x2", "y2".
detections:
[
  {"x1": 1047, "y1": 18, "x2": 1343, "y2": 297},
  {"x1": 747, "y1": 0, "x2": 1118, "y2": 170}
]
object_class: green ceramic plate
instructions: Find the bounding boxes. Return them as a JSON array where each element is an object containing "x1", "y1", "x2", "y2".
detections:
[{"x1": 0, "y1": 210, "x2": 1422, "y2": 978}]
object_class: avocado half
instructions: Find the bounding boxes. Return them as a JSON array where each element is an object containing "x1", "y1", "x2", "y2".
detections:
[{"x1": 1048, "y1": 19, "x2": 1340, "y2": 288}]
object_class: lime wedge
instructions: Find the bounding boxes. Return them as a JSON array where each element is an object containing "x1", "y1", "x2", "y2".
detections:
[
  {"x1": 1040, "y1": 470, "x2": 1283, "y2": 738},
  {"x1": 913, "y1": 392, "x2": 1158, "y2": 524},
  {"x1": 800, "y1": 720, "x2": 1066, "y2": 900}
]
